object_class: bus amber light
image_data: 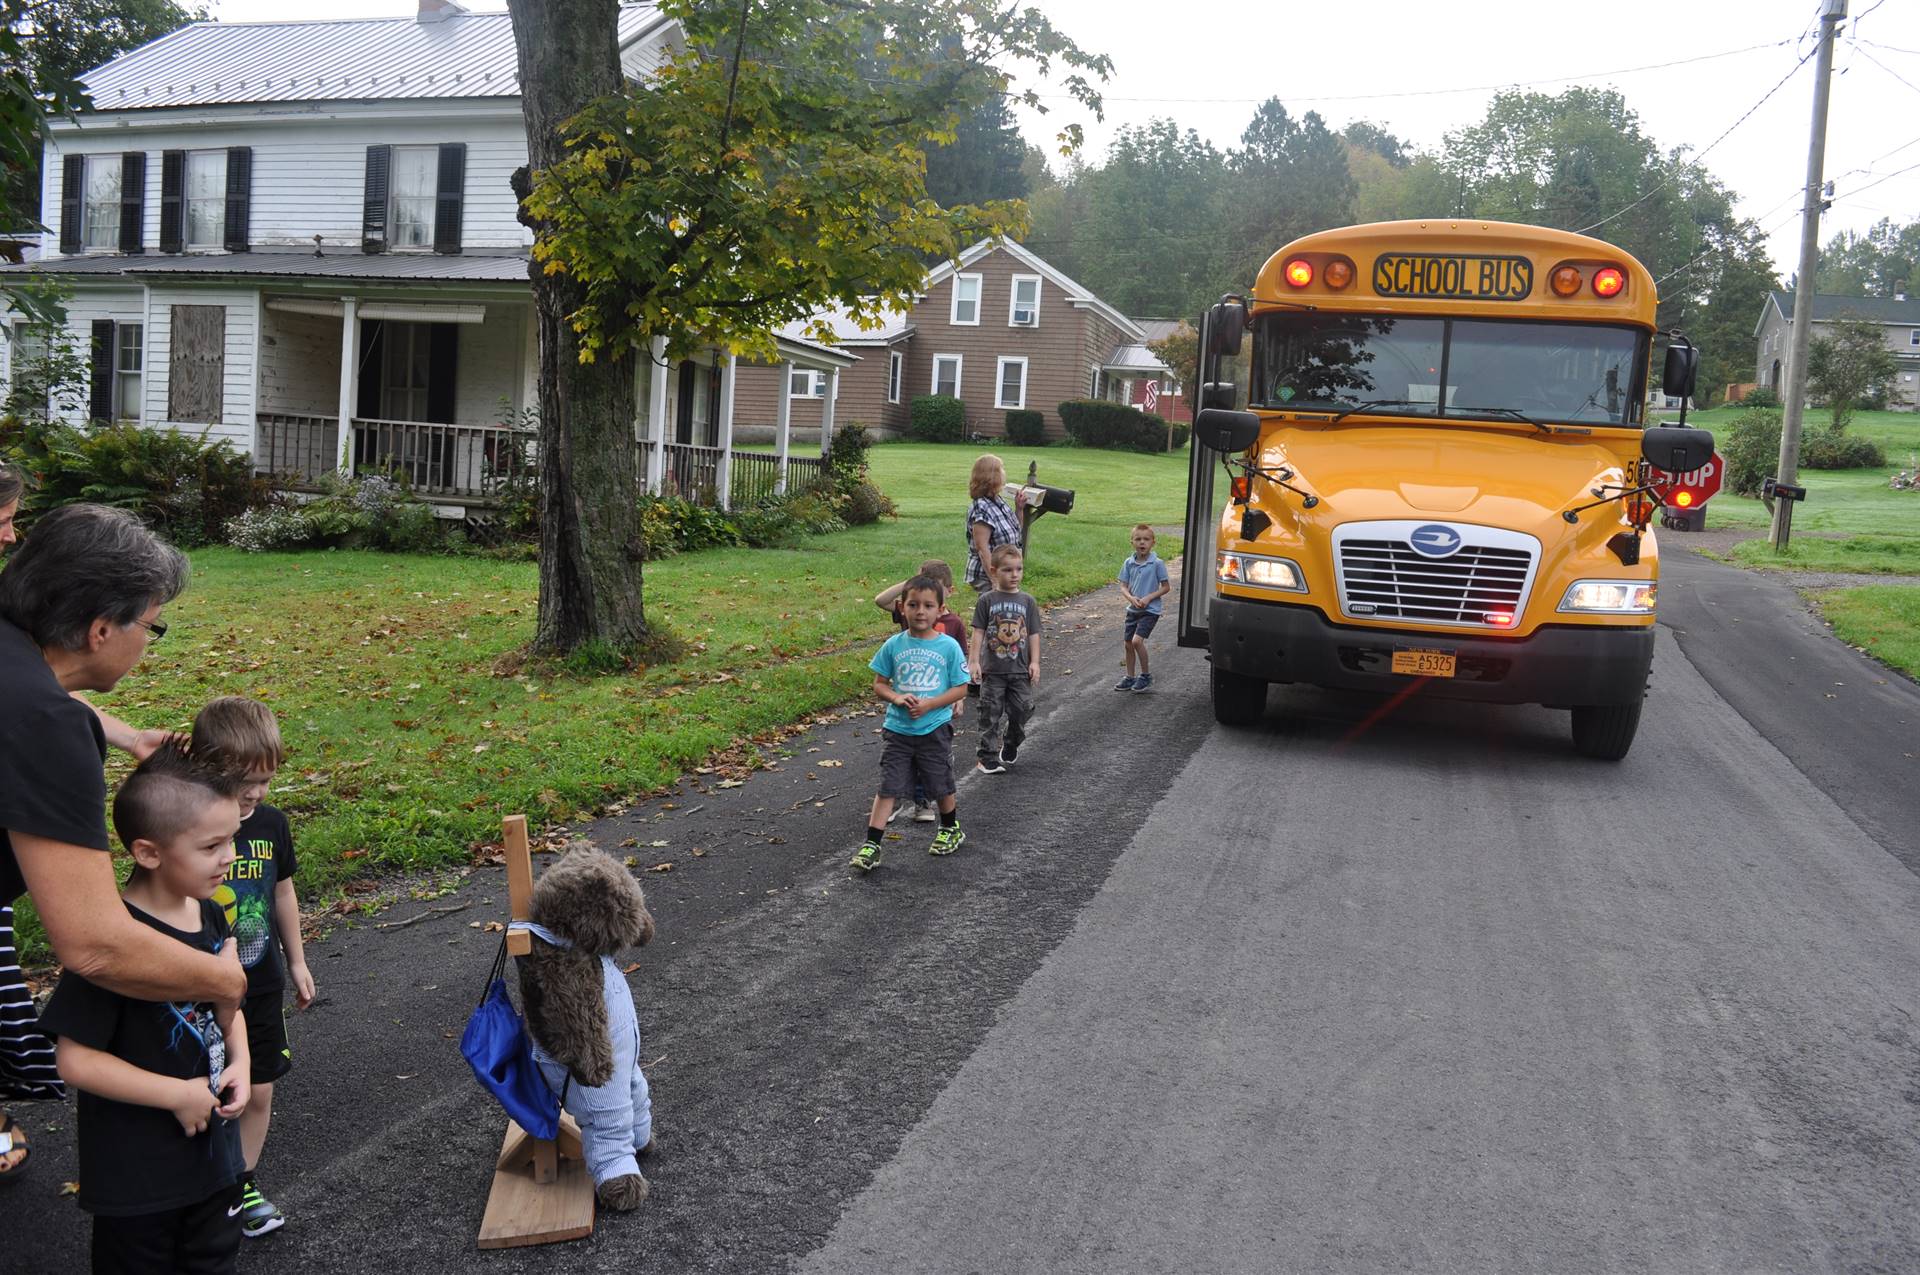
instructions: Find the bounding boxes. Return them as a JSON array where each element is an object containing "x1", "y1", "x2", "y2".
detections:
[
  {"x1": 1550, "y1": 265, "x2": 1582, "y2": 297},
  {"x1": 1324, "y1": 259, "x2": 1354, "y2": 289},
  {"x1": 1592, "y1": 266, "x2": 1626, "y2": 297},
  {"x1": 1284, "y1": 258, "x2": 1314, "y2": 288}
]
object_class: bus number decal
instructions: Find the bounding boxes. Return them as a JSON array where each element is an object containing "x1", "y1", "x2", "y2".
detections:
[{"x1": 1372, "y1": 254, "x2": 1533, "y2": 301}]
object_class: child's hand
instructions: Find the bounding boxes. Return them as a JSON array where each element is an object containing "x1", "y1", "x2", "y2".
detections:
[
  {"x1": 170, "y1": 1078, "x2": 222, "y2": 1136},
  {"x1": 290, "y1": 962, "x2": 316, "y2": 1010},
  {"x1": 1028, "y1": 663, "x2": 1041, "y2": 686},
  {"x1": 907, "y1": 697, "x2": 934, "y2": 718},
  {"x1": 896, "y1": 693, "x2": 920, "y2": 715},
  {"x1": 214, "y1": 1067, "x2": 250, "y2": 1120}
]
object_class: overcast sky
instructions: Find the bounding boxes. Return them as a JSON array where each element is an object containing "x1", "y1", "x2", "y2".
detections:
[{"x1": 210, "y1": 0, "x2": 1920, "y2": 280}]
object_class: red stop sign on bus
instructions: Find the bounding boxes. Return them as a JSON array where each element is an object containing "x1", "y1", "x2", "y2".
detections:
[{"x1": 1649, "y1": 453, "x2": 1724, "y2": 509}]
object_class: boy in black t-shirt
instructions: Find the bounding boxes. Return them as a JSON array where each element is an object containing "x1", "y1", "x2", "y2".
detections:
[
  {"x1": 37, "y1": 741, "x2": 251, "y2": 1275},
  {"x1": 193, "y1": 696, "x2": 312, "y2": 1239}
]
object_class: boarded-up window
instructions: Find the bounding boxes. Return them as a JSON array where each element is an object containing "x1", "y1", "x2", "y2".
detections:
[{"x1": 168, "y1": 304, "x2": 225, "y2": 423}]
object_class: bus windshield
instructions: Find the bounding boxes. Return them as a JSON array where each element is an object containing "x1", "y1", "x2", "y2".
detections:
[{"x1": 1251, "y1": 313, "x2": 1647, "y2": 427}]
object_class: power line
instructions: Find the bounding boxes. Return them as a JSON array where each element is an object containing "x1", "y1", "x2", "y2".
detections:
[{"x1": 1856, "y1": 45, "x2": 1920, "y2": 98}]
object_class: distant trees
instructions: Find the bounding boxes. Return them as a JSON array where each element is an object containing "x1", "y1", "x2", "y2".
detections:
[{"x1": 1818, "y1": 217, "x2": 1920, "y2": 299}]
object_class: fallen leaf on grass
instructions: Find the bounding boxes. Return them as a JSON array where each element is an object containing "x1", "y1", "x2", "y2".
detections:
[
  {"x1": 624, "y1": 856, "x2": 638, "y2": 868},
  {"x1": 620, "y1": 837, "x2": 638, "y2": 848},
  {"x1": 341, "y1": 849, "x2": 368, "y2": 860}
]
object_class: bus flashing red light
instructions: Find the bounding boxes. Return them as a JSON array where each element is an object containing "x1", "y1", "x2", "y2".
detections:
[
  {"x1": 1284, "y1": 258, "x2": 1314, "y2": 288},
  {"x1": 1592, "y1": 266, "x2": 1626, "y2": 297}
]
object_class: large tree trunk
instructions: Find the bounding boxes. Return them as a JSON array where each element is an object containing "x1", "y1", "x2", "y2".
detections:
[{"x1": 508, "y1": 0, "x2": 648, "y2": 653}]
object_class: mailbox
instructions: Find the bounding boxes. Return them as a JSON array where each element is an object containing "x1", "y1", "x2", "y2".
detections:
[{"x1": 1015, "y1": 483, "x2": 1075, "y2": 517}]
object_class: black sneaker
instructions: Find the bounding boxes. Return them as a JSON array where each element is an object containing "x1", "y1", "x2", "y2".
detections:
[
  {"x1": 238, "y1": 1179, "x2": 284, "y2": 1238},
  {"x1": 976, "y1": 755, "x2": 1006, "y2": 775},
  {"x1": 848, "y1": 840, "x2": 882, "y2": 873},
  {"x1": 1000, "y1": 742, "x2": 1019, "y2": 766}
]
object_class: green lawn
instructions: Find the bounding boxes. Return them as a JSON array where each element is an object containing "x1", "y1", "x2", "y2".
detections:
[
  {"x1": 1816, "y1": 585, "x2": 1920, "y2": 681},
  {"x1": 46, "y1": 445, "x2": 1187, "y2": 921},
  {"x1": 1657, "y1": 406, "x2": 1920, "y2": 462},
  {"x1": 1728, "y1": 534, "x2": 1920, "y2": 575}
]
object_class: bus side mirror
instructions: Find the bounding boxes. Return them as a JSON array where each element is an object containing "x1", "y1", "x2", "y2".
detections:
[
  {"x1": 1195, "y1": 407, "x2": 1261, "y2": 454},
  {"x1": 1208, "y1": 300, "x2": 1246, "y2": 357},
  {"x1": 1201, "y1": 382, "x2": 1238, "y2": 411},
  {"x1": 1661, "y1": 341, "x2": 1699, "y2": 398},
  {"x1": 1643, "y1": 426, "x2": 1713, "y2": 474}
]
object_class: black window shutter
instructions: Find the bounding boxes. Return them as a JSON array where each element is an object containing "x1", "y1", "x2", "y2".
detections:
[
  {"x1": 433, "y1": 143, "x2": 466, "y2": 255},
  {"x1": 118, "y1": 153, "x2": 145, "y2": 253},
  {"x1": 159, "y1": 150, "x2": 185, "y2": 253},
  {"x1": 362, "y1": 145, "x2": 391, "y2": 253},
  {"x1": 89, "y1": 319, "x2": 116, "y2": 420},
  {"x1": 223, "y1": 147, "x2": 252, "y2": 252},
  {"x1": 357, "y1": 320, "x2": 385, "y2": 419},
  {"x1": 60, "y1": 155, "x2": 83, "y2": 253},
  {"x1": 427, "y1": 323, "x2": 458, "y2": 422}
]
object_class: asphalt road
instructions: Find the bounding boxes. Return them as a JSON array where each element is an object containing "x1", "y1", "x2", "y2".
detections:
[{"x1": 9, "y1": 551, "x2": 1920, "y2": 1273}]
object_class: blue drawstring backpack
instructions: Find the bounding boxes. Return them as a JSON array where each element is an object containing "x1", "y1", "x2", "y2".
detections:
[{"x1": 461, "y1": 933, "x2": 560, "y2": 1141}]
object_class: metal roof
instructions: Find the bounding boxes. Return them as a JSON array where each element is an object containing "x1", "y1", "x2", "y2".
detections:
[
  {"x1": 1766, "y1": 290, "x2": 1920, "y2": 326},
  {"x1": 80, "y1": 5, "x2": 667, "y2": 111},
  {"x1": 3, "y1": 250, "x2": 532, "y2": 283},
  {"x1": 777, "y1": 305, "x2": 915, "y2": 347},
  {"x1": 1102, "y1": 343, "x2": 1173, "y2": 373}
]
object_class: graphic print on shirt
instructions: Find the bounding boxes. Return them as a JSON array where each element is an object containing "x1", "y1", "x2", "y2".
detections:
[
  {"x1": 889, "y1": 643, "x2": 954, "y2": 700},
  {"x1": 215, "y1": 833, "x2": 276, "y2": 967},
  {"x1": 162, "y1": 999, "x2": 226, "y2": 1096}
]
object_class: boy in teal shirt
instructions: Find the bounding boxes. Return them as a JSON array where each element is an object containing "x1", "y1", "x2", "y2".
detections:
[{"x1": 851, "y1": 575, "x2": 971, "y2": 873}]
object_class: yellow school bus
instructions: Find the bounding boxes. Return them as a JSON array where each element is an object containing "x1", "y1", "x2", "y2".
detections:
[{"x1": 1177, "y1": 220, "x2": 1714, "y2": 759}]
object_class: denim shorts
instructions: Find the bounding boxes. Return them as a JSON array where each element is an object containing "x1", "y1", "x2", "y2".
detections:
[{"x1": 1124, "y1": 609, "x2": 1160, "y2": 642}]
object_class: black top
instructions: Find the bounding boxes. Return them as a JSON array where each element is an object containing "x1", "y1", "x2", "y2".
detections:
[
  {"x1": 220, "y1": 804, "x2": 297, "y2": 997},
  {"x1": 0, "y1": 617, "x2": 111, "y2": 907},
  {"x1": 37, "y1": 899, "x2": 245, "y2": 1216}
]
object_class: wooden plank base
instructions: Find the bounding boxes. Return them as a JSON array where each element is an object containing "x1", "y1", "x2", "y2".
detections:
[{"x1": 477, "y1": 1120, "x2": 595, "y2": 1250}]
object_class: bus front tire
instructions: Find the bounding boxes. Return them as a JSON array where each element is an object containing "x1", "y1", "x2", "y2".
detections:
[
  {"x1": 1211, "y1": 665, "x2": 1268, "y2": 726},
  {"x1": 1570, "y1": 701, "x2": 1642, "y2": 760}
]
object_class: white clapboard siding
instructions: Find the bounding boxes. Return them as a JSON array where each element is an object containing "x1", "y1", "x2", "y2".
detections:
[
  {"x1": 258, "y1": 307, "x2": 342, "y2": 418},
  {"x1": 144, "y1": 286, "x2": 258, "y2": 454},
  {"x1": 454, "y1": 307, "x2": 531, "y2": 426},
  {"x1": 17, "y1": 286, "x2": 147, "y2": 425},
  {"x1": 44, "y1": 106, "x2": 532, "y2": 255}
]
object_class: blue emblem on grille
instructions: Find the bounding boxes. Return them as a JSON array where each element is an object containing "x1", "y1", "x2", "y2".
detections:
[{"x1": 1409, "y1": 524, "x2": 1463, "y2": 558}]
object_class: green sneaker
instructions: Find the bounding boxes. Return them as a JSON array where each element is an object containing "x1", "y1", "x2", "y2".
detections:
[
  {"x1": 849, "y1": 840, "x2": 882, "y2": 873},
  {"x1": 928, "y1": 823, "x2": 967, "y2": 856},
  {"x1": 238, "y1": 1178, "x2": 284, "y2": 1237}
]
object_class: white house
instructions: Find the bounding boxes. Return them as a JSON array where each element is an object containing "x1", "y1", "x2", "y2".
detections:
[{"x1": 1, "y1": 0, "x2": 858, "y2": 511}]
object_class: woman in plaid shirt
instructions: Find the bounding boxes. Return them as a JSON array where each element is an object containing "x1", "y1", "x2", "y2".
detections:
[{"x1": 965, "y1": 455, "x2": 1029, "y2": 593}]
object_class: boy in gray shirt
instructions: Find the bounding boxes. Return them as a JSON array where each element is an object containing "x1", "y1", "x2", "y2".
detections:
[{"x1": 968, "y1": 545, "x2": 1042, "y2": 774}]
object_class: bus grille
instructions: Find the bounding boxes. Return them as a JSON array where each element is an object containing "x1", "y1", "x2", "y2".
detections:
[{"x1": 1337, "y1": 538, "x2": 1535, "y2": 626}]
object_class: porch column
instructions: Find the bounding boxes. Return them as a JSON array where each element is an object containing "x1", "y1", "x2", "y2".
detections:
[
  {"x1": 334, "y1": 296, "x2": 359, "y2": 475},
  {"x1": 774, "y1": 361, "x2": 793, "y2": 495},
  {"x1": 714, "y1": 351, "x2": 737, "y2": 512},
  {"x1": 645, "y1": 335, "x2": 668, "y2": 496},
  {"x1": 819, "y1": 366, "x2": 838, "y2": 458}
]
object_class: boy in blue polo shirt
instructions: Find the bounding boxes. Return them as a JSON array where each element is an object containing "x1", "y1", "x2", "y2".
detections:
[
  {"x1": 850, "y1": 575, "x2": 971, "y2": 874},
  {"x1": 1116, "y1": 524, "x2": 1171, "y2": 692}
]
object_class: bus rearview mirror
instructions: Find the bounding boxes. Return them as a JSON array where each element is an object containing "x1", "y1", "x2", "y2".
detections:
[
  {"x1": 1661, "y1": 343, "x2": 1698, "y2": 398},
  {"x1": 1195, "y1": 408, "x2": 1261, "y2": 454},
  {"x1": 1209, "y1": 301, "x2": 1245, "y2": 357}
]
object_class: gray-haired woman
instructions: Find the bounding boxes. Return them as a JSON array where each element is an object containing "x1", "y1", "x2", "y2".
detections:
[{"x1": 0, "y1": 501, "x2": 245, "y2": 1185}]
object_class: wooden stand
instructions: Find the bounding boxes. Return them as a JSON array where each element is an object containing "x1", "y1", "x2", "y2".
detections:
[{"x1": 476, "y1": 815, "x2": 596, "y2": 1249}]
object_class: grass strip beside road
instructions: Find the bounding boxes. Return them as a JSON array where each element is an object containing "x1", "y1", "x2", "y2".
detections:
[
  {"x1": 1728, "y1": 534, "x2": 1920, "y2": 575},
  {"x1": 37, "y1": 446, "x2": 1187, "y2": 931},
  {"x1": 1816, "y1": 585, "x2": 1920, "y2": 681}
]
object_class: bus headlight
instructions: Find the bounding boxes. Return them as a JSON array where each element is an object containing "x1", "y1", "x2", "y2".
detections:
[
  {"x1": 1557, "y1": 580, "x2": 1656, "y2": 613},
  {"x1": 1218, "y1": 551, "x2": 1306, "y2": 593}
]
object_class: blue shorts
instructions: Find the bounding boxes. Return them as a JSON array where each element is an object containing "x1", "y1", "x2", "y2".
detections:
[{"x1": 1124, "y1": 609, "x2": 1160, "y2": 642}]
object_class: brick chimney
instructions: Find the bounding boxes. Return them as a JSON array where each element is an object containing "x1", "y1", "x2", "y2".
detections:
[{"x1": 417, "y1": 0, "x2": 468, "y2": 23}]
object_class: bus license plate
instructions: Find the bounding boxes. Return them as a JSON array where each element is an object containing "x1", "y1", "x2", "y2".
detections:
[{"x1": 1392, "y1": 648, "x2": 1456, "y2": 678}]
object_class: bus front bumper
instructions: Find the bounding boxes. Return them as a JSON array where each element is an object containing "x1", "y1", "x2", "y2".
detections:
[{"x1": 1208, "y1": 596, "x2": 1653, "y2": 708}]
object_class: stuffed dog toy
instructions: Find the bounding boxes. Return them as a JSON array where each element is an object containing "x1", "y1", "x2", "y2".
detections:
[{"x1": 515, "y1": 843, "x2": 656, "y2": 1211}]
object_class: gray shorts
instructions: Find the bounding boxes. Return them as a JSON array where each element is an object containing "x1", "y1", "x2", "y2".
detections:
[{"x1": 878, "y1": 723, "x2": 956, "y2": 800}]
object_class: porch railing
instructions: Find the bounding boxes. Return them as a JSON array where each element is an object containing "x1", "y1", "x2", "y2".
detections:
[
  {"x1": 254, "y1": 413, "x2": 534, "y2": 499},
  {"x1": 255, "y1": 413, "x2": 340, "y2": 486}
]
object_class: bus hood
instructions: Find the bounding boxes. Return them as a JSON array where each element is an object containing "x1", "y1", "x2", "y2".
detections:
[{"x1": 1264, "y1": 424, "x2": 1638, "y2": 528}]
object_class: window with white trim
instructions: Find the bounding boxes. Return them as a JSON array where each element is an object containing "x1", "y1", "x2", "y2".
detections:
[
  {"x1": 81, "y1": 156, "x2": 120, "y2": 250},
  {"x1": 995, "y1": 356, "x2": 1028, "y2": 409},
  {"x1": 887, "y1": 351, "x2": 903, "y2": 403},
  {"x1": 933, "y1": 354, "x2": 962, "y2": 398},
  {"x1": 185, "y1": 152, "x2": 225, "y2": 249},
  {"x1": 790, "y1": 367, "x2": 825, "y2": 398},
  {"x1": 1910, "y1": 329, "x2": 1919, "y2": 347},
  {"x1": 1009, "y1": 274, "x2": 1041, "y2": 326},
  {"x1": 389, "y1": 146, "x2": 438, "y2": 250},
  {"x1": 950, "y1": 273, "x2": 982, "y2": 325},
  {"x1": 116, "y1": 323, "x2": 143, "y2": 418}
]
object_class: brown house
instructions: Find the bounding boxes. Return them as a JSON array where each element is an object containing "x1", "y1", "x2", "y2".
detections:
[{"x1": 733, "y1": 239, "x2": 1164, "y2": 443}]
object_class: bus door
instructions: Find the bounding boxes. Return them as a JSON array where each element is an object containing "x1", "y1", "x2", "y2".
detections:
[{"x1": 1177, "y1": 304, "x2": 1242, "y2": 649}]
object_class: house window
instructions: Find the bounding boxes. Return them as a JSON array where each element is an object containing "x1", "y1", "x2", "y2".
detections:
[
  {"x1": 389, "y1": 146, "x2": 439, "y2": 250},
  {"x1": 381, "y1": 321, "x2": 433, "y2": 421},
  {"x1": 185, "y1": 152, "x2": 225, "y2": 249},
  {"x1": 950, "y1": 273, "x2": 981, "y2": 326},
  {"x1": 995, "y1": 356, "x2": 1028, "y2": 410},
  {"x1": 933, "y1": 354, "x2": 962, "y2": 398},
  {"x1": 790, "y1": 367, "x2": 825, "y2": 398},
  {"x1": 116, "y1": 323, "x2": 143, "y2": 418},
  {"x1": 1009, "y1": 275, "x2": 1041, "y2": 327},
  {"x1": 167, "y1": 305, "x2": 225, "y2": 424},
  {"x1": 887, "y1": 351, "x2": 903, "y2": 404},
  {"x1": 1910, "y1": 330, "x2": 1919, "y2": 347},
  {"x1": 81, "y1": 155, "x2": 120, "y2": 250}
]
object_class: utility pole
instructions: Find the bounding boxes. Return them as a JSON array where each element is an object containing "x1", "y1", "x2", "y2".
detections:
[{"x1": 1771, "y1": 0, "x2": 1847, "y2": 552}]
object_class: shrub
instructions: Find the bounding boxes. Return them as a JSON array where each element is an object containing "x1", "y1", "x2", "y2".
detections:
[
  {"x1": 1804, "y1": 429, "x2": 1885, "y2": 470},
  {"x1": 843, "y1": 480, "x2": 896, "y2": 525},
  {"x1": 224, "y1": 504, "x2": 316, "y2": 553},
  {"x1": 1741, "y1": 387, "x2": 1781, "y2": 410},
  {"x1": 827, "y1": 421, "x2": 872, "y2": 483},
  {"x1": 909, "y1": 395, "x2": 966, "y2": 443},
  {"x1": 1057, "y1": 400, "x2": 1190, "y2": 453},
  {"x1": 1004, "y1": 409, "x2": 1046, "y2": 446},
  {"x1": 638, "y1": 494, "x2": 742, "y2": 558},
  {"x1": 1721, "y1": 408, "x2": 1886, "y2": 496}
]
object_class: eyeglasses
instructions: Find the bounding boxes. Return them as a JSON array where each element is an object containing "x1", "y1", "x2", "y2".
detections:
[{"x1": 135, "y1": 618, "x2": 168, "y2": 643}]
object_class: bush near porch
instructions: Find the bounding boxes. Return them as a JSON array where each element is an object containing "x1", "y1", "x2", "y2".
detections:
[{"x1": 11, "y1": 443, "x2": 1189, "y2": 962}]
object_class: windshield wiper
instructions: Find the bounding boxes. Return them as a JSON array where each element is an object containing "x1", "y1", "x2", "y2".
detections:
[
  {"x1": 1451, "y1": 405, "x2": 1548, "y2": 434},
  {"x1": 1327, "y1": 399, "x2": 1434, "y2": 424}
]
